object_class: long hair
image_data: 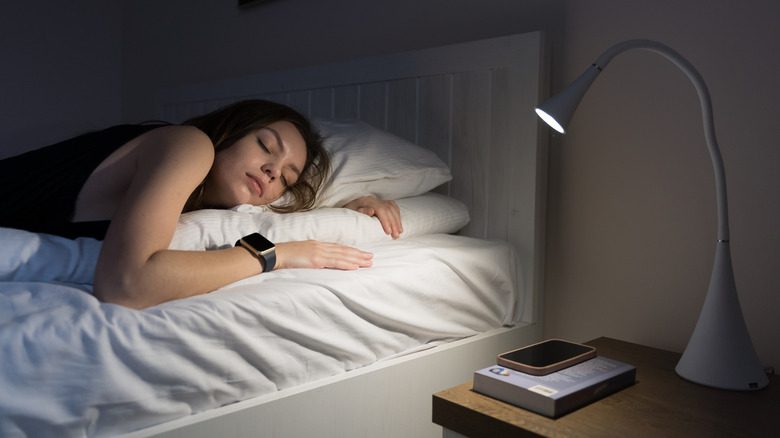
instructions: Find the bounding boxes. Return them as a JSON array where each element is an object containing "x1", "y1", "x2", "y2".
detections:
[{"x1": 183, "y1": 100, "x2": 330, "y2": 213}]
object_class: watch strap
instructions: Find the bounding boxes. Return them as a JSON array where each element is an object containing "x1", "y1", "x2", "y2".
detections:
[{"x1": 260, "y1": 248, "x2": 276, "y2": 273}]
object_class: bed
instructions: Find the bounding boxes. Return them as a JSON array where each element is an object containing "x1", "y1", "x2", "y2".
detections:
[{"x1": 0, "y1": 31, "x2": 547, "y2": 437}]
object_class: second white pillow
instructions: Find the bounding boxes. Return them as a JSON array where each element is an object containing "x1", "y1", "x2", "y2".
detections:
[{"x1": 311, "y1": 119, "x2": 452, "y2": 208}]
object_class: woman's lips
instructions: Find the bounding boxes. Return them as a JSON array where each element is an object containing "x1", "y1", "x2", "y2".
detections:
[{"x1": 247, "y1": 174, "x2": 263, "y2": 197}]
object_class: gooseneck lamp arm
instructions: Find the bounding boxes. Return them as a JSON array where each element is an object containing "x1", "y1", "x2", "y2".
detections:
[{"x1": 535, "y1": 40, "x2": 768, "y2": 391}]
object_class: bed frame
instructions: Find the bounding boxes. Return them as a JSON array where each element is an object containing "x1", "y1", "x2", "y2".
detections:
[{"x1": 125, "y1": 31, "x2": 548, "y2": 438}]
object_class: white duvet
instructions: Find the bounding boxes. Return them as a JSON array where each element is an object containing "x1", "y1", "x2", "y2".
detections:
[{"x1": 0, "y1": 225, "x2": 523, "y2": 437}]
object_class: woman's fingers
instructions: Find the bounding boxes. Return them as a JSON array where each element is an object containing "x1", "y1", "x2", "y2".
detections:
[
  {"x1": 373, "y1": 200, "x2": 402, "y2": 238},
  {"x1": 346, "y1": 196, "x2": 403, "y2": 239},
  {"x1": 275, "y1": 240, "x2": 373, "y2": 270}
]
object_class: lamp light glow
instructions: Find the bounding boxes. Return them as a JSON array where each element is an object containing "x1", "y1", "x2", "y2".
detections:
[
  {"x1": 534, "y1": 108, "x2": 564, "y2": 134},
  {"x1": 537, "y1": 40, "x2": 768, "y2": 391}
]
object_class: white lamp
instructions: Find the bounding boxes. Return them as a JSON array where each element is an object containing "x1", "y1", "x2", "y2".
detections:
[{"x1": 536, "y1": 40, "x2": 768, "y2": 391}]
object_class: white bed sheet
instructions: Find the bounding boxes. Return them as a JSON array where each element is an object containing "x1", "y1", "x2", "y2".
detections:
[{"x1": 0, "y1": 230, "x2": 523, "y2": 437}]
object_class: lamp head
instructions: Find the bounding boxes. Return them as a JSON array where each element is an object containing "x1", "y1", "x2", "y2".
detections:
[{"x1": 535, "y1": 64, "x2": 602, "y2": 134}]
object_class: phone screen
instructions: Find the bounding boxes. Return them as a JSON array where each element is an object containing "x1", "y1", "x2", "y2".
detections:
[{"x1": 500, "y1": 340, "x2": 593, "y2": 367}]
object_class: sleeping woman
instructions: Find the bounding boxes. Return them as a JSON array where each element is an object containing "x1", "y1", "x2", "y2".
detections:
[{"x1": 0, "y1": 100, "x2": 402, "y2": 309}]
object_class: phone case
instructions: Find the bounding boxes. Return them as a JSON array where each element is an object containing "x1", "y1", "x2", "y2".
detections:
[{"x1": 496, "y1": 339, "x2": 597, "y2": 376}]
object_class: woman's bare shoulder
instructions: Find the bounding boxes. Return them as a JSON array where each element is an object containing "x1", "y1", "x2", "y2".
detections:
[
  {"x1": 76, "y1": 125, "x2": 213, "y2": 222},
  {"x1": 133, "y1": 125, "x2": 214, "y2": 185},
  {"x1": 138, "y1": 124, "x2": 213, "y2": 153},
  {"x1": 133, "y1": 125, "x2": 215, "y2": 175}
]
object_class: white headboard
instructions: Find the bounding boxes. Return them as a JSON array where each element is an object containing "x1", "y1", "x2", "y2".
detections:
[{"x1": 157, "y1": 32, "x2": 548, "y2": 324}]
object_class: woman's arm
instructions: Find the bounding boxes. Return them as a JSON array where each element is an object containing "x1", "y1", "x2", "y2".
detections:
[{"x1": 94, "y1": 126, "x2": 371, "y2": 309}]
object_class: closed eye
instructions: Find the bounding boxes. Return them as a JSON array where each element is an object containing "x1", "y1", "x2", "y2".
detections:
[{"x1": 258, "y1": 137, "x2": 290, "y2": 187}]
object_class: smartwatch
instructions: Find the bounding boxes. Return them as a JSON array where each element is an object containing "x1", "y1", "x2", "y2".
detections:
[{"x1": 235, "y1": 233, "x2": 276, "y2": 272}]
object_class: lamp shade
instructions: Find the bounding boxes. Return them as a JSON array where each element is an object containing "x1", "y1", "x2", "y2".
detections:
[
  {"x1": 536, "y1": 40, "x2": 768, "y2": 391},
  {"x1": 534, "y1": 65, "x2": 600, "y2": 134}
]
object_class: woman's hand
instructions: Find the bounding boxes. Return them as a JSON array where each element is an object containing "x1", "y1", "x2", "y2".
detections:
[
  {"x1": 275, "y1": 240, "x2": 373, "y2": 270},
  {"x1": 343, "y1": 196, "x2": 403, "y2": 239}
]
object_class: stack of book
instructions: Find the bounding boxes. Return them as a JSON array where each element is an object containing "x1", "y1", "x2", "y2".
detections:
[{"x1": 472, "y1": 356, "x2": 636, "y2": 418}]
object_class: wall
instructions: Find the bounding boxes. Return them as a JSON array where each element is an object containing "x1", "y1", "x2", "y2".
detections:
[
  {"x1": 0, "y1": 1, "x2": 123, "y2": 158},
  {"x1": 120, "y1": 0, "x2": 564, "y2": 122}
]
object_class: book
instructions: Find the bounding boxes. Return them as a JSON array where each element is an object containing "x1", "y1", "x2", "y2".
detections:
[{"x1": 472, "y1": 356, "x2": 636, "y2": 418}]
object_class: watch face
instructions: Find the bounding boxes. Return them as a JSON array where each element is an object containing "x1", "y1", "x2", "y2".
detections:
[{"x1": 240, "y1": 233, "x2": 275, "y2": 253}]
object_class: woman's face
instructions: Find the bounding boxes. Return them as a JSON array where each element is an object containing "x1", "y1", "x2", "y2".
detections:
[{"x1": 203, "y1": 120, "x2": 308, "y2": 208}]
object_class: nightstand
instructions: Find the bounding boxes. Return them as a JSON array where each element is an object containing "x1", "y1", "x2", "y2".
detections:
[{"x1": 432, "y1": 337, "x2": 779, "y2": 437}]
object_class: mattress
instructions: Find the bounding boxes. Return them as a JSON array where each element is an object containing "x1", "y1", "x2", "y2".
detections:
[{"x1": 0, "y1": 226, "x2": 523, "y2": 437}]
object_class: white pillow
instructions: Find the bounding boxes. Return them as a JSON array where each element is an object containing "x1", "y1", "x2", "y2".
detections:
[
  {"x1": 169, "y1": 192, "x2": 469, "y2": 251},
  {"x1": 311, "y1": 119, "x2": 452, "y2": 208}
]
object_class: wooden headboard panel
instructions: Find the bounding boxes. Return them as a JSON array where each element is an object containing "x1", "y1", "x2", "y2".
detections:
[{"x1": 157, "y1": 32, "x2": 548, "y2": 324}]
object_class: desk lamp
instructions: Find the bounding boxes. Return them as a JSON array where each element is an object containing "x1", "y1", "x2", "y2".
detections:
[{"x1": 535, "y1": 40, "x2": 768, "y2": 391}]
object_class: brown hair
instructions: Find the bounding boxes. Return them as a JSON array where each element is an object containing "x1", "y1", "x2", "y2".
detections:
[{"x1": 183, "y1": 99, "x2": 330, "y2": 213}]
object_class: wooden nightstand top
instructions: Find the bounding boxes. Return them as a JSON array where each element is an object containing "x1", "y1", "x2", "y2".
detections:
[{"x1": 432, "y1": 337, "x2": 779, "y2": 437}]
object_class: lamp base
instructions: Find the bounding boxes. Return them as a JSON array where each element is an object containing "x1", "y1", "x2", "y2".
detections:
[{"x1": 675, "y1": 242, "x2": 768, "y2": 391}]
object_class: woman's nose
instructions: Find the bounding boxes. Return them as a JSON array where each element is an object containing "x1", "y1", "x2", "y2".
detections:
[{"x1": 262, "y1": 163, "x2": 281, "y2": 181}]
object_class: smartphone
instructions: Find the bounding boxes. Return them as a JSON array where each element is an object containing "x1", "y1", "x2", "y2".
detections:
[{"x1": 497, "y1": 339, "x2": 597, "y2": 376}]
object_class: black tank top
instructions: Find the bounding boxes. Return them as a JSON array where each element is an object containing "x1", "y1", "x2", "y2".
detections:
[{"x1": 0, "y1": 124, "x2": 165, "y2": 240}]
